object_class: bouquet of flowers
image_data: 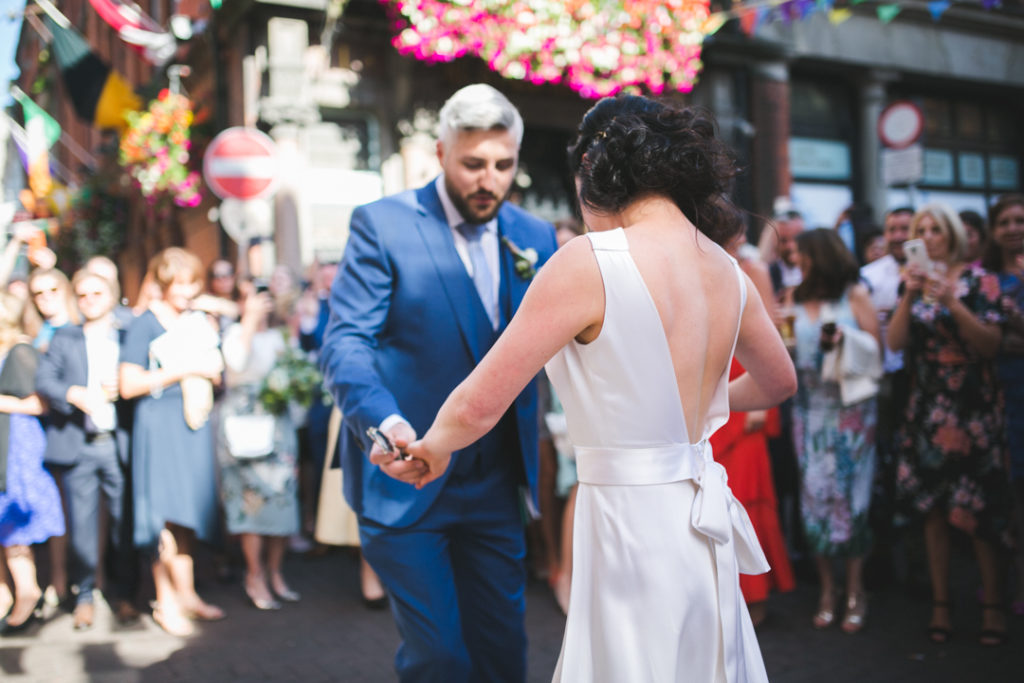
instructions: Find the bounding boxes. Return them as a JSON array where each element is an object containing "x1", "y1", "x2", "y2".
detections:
[
  {"x1": 119, "y1": 89, "x2": 202, "y2": 207},
  {"x1": 258, "y1": 345, "x2": 326, "y2": 416}
]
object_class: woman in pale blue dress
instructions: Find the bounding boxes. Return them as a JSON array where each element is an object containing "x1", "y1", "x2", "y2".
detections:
[
  {"x1": 786, "y1": 228, "x2": 880, "y2": 634},
  {"x1": 218, "y1": 288, "x2": 300, "y2": 610},
  {"x1": 119, "y1": 248, "x2": 225, "y2": 636}
]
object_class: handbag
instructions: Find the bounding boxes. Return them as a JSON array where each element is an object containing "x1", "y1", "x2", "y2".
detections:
[
  {"x1": 314, "y1": 407, "x2": 362, "y2": 546},
  {"x1": 223, "y1": 414, "x2": 276, "y2": 459}
]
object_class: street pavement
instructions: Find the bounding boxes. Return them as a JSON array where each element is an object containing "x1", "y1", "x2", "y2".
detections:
[{"x1": 0, "y1": 543, "x2": 1020, "y2": 682}]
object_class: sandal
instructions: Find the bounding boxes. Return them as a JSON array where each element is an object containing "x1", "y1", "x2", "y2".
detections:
[
  {"x1": 183, "y1": 600, "x2": 226, "y2": 622},
  {"x1": 812, "y1": 591, "x2": 835, "y2": 629},
  {"x1": 927, "y1": 600, "x2": 952, "y2": 644},
  {"x1": 980, "y1": 603, "x2": 1007, "y2": 647},
  {"x1": 151, "y1": 602, "x2": 194, "y2": 637},
  {"x1": 841, "y1": 592, "x2": 867, "y2": 634}
]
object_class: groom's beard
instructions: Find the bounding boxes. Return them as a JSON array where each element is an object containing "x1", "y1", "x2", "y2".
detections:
[{"x1": 446, "y1": 180, "x2": 510, "y2": 225}]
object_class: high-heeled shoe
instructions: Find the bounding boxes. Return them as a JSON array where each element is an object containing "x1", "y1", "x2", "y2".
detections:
[
  {"x1": 927, "y1": 600, "x2": 952, "y2": 644},
  {"x1": 812, "y1": 591, "x2": 836, "y2": 629},
  {"x1": 980, "y1": 603, "x2": 1007, "y2": 647},
  {"x1": 271, "y1": 584, "x2": 301, "y2": 603},
  {"x1": 841, "y1": 592, "x2": 867, "y2": 634},
  {"x1": 0, "y1": 595, "x2": 45, "y2": 637},
  {"x1": 245, "y1": 585, "x2": 281, "y2": 611}
]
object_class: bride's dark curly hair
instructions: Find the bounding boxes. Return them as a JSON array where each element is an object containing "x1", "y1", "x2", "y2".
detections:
[{"x1": 568, "y1": 95, "x2": 743, "y2": 247}]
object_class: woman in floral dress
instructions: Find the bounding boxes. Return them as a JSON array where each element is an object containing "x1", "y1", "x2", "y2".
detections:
[
  {"x1": 889, "y1": 203, "x2": 1010, "y2": 646},
  {"x1": 981, "y1": 194, "x2": 1024, "y2": 617},
  {"x1": 787, "y1": 229, "x2": 880, "y2": 634},
  {"x1": 219, "y1": 286, "x2": 300, "y2": 610}
]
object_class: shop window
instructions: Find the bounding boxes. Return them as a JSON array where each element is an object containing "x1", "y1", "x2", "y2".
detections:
[
  {"x1": 922, "y1": 97, "x2": 953, "y2": 140},
  {"x1": 954, "y1": 102, "x2": 983, "y2": 142}
]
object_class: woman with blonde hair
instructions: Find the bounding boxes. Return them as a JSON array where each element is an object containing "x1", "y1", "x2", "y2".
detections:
[
  {"x1": 119, "y1": 247, "x2": 226, "y2": 636},
  {"x1": 889, "y1": 202, "x2": 1010, "y2": 646},
  {"x1": 0, "y1": 292, "x2": 64, "y2": 635},
  {"x1": 25, "y1": 267, "x2": 79, "y2": 351}
]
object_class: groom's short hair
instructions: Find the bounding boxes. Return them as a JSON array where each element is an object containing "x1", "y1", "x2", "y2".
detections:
[{"x1": 438, "y1": 84, "x2": 523, "y2": 147}]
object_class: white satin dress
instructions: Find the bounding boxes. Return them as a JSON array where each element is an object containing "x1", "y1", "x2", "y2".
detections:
[{"x1": 546, "y1": 229, "x2": 771, "y2": 683}]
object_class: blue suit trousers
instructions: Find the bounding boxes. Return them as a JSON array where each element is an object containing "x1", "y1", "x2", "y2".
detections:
[{"x1": 359, "y1": 455, "x2": 527, "y2": 683}]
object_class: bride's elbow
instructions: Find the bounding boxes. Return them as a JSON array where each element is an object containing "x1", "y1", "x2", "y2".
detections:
[{"x1": 775, "y1": 365, "x2": 798, "y2": 403}]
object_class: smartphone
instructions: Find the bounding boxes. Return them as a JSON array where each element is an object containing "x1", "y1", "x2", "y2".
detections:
[
  {"x1": 903, "y1": 238, "x2": 931, "y2": 271},
  {"x1": 253, "y1": 279, "x2": 270, "y2": 294},
  {"x1": 366, "y1": 426, "x2": 411, "y2": 461}
]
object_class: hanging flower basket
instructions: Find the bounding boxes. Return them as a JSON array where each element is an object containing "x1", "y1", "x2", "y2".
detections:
[
  {"x1": 119, "y1": 89, "x2": 202, "y2": 207},
  {"x1": 384, "y1": 0, "x2": 712, "y2": 98}
]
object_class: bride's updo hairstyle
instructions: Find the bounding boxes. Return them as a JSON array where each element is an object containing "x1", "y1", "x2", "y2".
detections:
[{"x1": 568, "y1": 95, "x2": 743, "y2": 247}]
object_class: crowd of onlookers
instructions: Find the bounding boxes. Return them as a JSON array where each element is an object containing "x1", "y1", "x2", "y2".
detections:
[
  {"x1": 0, "y1": 233, "x2": 388, "y2": 637},
  {"x1": 1, "y1": 192, "x2": 1023, "y2": 648}
]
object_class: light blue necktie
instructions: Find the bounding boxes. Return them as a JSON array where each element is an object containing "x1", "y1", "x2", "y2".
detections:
[{"x1": 457, "y1": 222, "x2": 497, "y2": 328}]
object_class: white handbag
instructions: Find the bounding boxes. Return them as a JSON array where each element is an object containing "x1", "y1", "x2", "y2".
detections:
[{"x1": 223, "y1": 414, "x2": 276, "y2": 459}]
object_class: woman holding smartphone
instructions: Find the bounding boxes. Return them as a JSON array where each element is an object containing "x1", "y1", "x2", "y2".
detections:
[{"x1": 888, "y1": 203, "x2": 1010, "y2": 646}]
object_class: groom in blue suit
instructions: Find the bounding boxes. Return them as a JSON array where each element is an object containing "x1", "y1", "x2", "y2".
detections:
[{"x1": 320, "y1": 84, "x2": 557, "y2": 682}]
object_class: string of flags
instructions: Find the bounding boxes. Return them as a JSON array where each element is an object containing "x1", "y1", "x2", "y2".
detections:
[{"x1": 702, "y1": 0, "x2": 1003, "y2": 36}]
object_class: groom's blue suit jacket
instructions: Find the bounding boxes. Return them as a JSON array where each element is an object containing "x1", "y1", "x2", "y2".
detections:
[{"x1": 320, "y1": 180, "x2": 557, "y2": 528}]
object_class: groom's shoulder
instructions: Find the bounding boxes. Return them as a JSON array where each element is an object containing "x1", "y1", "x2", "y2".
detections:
[
  {"x1": 359, "y1": 183, "x2": 434, "y2": 220},
  {"x1": 501, "y1": 202, "x2": 555, "y2": 236}
]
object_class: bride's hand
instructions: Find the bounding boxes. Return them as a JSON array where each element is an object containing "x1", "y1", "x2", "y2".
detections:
[{"x1": 404, "y1": 439, "x2": 451, "y2": 490}]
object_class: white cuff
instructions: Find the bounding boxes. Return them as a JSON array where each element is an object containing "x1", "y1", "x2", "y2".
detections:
[{"x1": 379, "y1": 414, "x2": 410, "y2": 434}]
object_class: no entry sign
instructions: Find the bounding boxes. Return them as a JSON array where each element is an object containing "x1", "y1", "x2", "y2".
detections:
[{"x1": 203, "y1": 127, "x2": 280, "y2": 201}]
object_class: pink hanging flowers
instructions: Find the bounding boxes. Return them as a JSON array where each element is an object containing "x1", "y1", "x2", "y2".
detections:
[{"x1": 384, "y1": 0, "x2": 712, "y2": 98}]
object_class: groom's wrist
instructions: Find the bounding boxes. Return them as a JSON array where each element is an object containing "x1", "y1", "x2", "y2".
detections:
[{"x1": 379, "y1": 414, "x2": 410, "y2": 434}]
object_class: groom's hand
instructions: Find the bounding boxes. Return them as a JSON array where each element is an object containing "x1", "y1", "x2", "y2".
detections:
[{"x1": 370, "y1": 422, "x2": 427, "y2": 484}]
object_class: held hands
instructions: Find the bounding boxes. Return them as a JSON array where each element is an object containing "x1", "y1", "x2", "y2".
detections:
[
  {"x1": 369, "y1": 422, "x2": 428, "y2": 486},
  {"x1": 403, "y1": 439, "x2": 451, "y2": 490}
]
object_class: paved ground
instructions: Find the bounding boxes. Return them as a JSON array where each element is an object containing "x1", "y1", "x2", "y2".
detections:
[{"x1": 0, "y1": 542, "x2": 1020, "y2": 682}]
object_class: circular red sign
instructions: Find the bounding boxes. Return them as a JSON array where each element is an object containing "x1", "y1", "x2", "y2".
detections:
[
  {"x1": 877, "y1": 101, "x2": 924, "y2": 150},
  {"x1": 203, "y1": 127, "x2": 280, "y2": 201}
]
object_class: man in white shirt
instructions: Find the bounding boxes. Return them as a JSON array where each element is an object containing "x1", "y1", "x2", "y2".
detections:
[
  {"x1": 859, "y1": 206, "x2": 914, "y2": 586},
  {"x1": 767, "y1": 211, "x2": 806, "y2": 300},
  {"x1": 37, "y1": 270, "x2": 139, "y2": 630}
]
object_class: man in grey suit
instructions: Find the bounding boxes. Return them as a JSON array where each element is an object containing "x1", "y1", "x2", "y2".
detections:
[{"x1": 36, "y1": 269, "x2": 138, "y2": 629}]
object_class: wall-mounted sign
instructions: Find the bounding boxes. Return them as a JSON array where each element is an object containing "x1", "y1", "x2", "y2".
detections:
[
  {"x1": 922, "y1": 149, "x2": 955, "y2": 186},
  {"x1": 990, "y1": 155, "x2": 1020, "y2": 190},
  {"x1": 958, "y1": 153, "x2": 986, "y2": 188},
  {"x1": 878, "y1": 100, "x2": 924, "y2": 150},
  {"x1": 789, "y1": 137, "x2": 851, "y2": 181}
]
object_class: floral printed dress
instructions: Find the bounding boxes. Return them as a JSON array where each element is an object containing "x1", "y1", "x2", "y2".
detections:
[
  {"x1": 791, "y1": 293, "x2": 877, "y2": 557},
  {"x1": 218, "y1": 326, "x2": 300, "y2": 537},
  {"x1": 894, "y1": 265, "x2": 1011, "y2": 541}
]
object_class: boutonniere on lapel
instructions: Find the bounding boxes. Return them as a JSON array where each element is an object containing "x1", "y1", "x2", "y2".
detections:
[{"x1": 501, "y1": 236, "x2": 539, "y2": 281}]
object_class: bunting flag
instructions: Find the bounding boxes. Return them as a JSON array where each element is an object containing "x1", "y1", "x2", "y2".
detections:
[
  {"x1": 876, "y1": 3, "x2": 902, "y2": 23},
  {"x1": 43, "y1": 16, "x2": 141, "y2": 132},
  {"x1": 10, "y1": 88, "x2": 59, "y2": 196},
  {"x1": 1, "y1": 0, "x2": 27, "y2": 107},
  {"x1": 927, "y1": 0, "x2": 951, "y2": 20},
  {"x1": 88, "y1": 0, "x2": 177, "y2": 66},
  {"x1": 828, "y1": 7, "x2": 853, "y2": 23},
  {"x1": 701, "y1": 12, "x2": 729, "y2": 36},
  {"x1": 11, "y1": 87, "x2": 60, "y2": 198}
]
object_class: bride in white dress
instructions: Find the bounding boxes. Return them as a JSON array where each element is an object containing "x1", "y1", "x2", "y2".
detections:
[{"x1": 406, "y1": 96, "x2": 797, "y2": 682}]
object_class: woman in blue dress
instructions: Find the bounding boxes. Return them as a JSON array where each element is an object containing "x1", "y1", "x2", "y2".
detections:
[
  {"x1": 119, "y1": 248, "x2": 225, "y2": 636},
  {"x1": 982, "y1": 194, "x2": 1024, "y2": 617},
  {"x1": 0, "y1": 292, "x2": 64, "y2": 635}
]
